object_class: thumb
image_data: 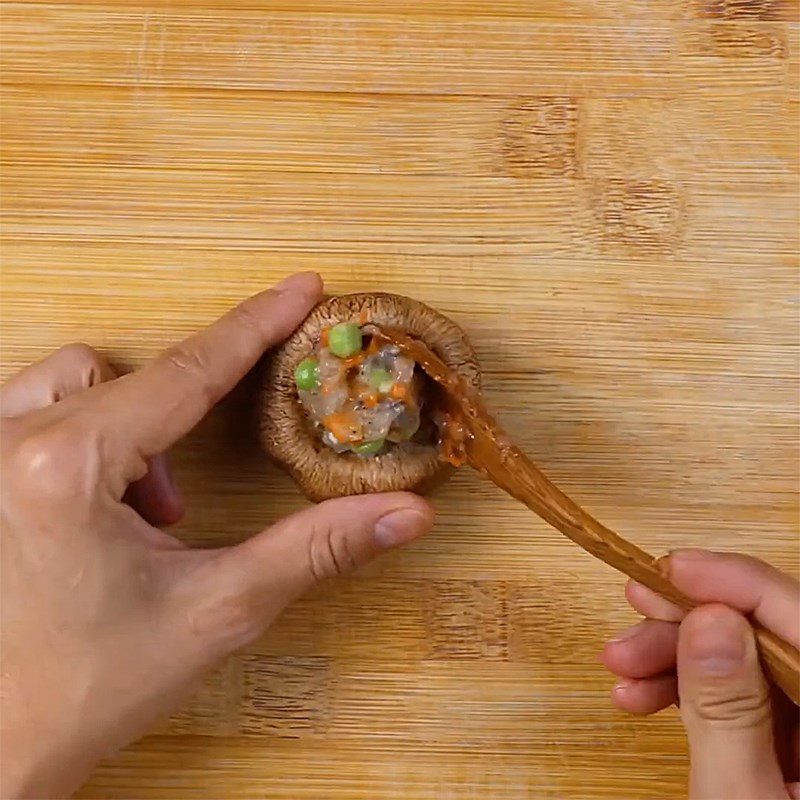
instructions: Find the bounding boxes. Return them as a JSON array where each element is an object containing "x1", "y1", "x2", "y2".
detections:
[
  {"x1": 678, "y1": 604, "x2": 787, "y2": 800},
  {"x1": 187, "y1": 493, "x2": 434, "y2": 652},
  {"x1": 237, "y1": 492, "x2": 433, "y2": 607}
]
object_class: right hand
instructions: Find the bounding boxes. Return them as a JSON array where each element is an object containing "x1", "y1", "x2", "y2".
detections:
[{"x1": 601, "y1": 549, "x2": 800, "y2": 799}]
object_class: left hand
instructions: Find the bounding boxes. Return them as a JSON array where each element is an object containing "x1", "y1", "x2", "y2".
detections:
[{"x1": 0, "y1": 273, "x2": 434, "y2": 798}]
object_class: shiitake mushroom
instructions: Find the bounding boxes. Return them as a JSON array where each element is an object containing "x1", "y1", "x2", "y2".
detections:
[{"x1": 259, "y1": 293, "x2": 480, "y2": 501}]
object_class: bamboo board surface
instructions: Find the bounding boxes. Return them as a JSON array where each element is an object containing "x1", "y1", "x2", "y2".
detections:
[{"x1": 1, "y1": 2, "x2": 798, "y2": 798}]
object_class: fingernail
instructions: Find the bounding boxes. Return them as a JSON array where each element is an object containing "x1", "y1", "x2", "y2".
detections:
[
  {"x1": 659, "y1": 548, "x2": 711, "y2": 579},
  {"x1": 273, "y1": 272, "x2": 321, "y2": 294},
  {"x1": 613, "y1": 679, "x2": 634, "y2": 693},
  {"x1": 374, "y1": 508, "x2": 430, "y2": 549},
  {"x1": 653, "y1": 555, "x2": 671, "y2": 578},
  {"x1": 608, "y1": 621, "x2": 644, "y2": 644},
  {"x1": 686, "y1": 609, "x2": 746, "y2": 675},
  {"x1": 670, "y1": 548, "x2": 711, "y2": 563}
]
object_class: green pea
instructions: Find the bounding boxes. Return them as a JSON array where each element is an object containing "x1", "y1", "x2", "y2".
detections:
[
  {"x1": 294, "y1": 357, "x2": 320, "y2": 392},
  {"x1": 352, "y1": 439, "x2": 385, "y2": 456},
  {"x1": 369, "y1": 366, "x2": 394, "y2": 392},
  {"x1": 328, "y1": 322, "x2": 362, "y2": 358}
]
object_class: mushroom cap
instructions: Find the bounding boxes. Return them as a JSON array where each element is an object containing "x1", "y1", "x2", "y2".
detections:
[{"x1": 259, "y1": 293, "x2": 481, "y2": 501}]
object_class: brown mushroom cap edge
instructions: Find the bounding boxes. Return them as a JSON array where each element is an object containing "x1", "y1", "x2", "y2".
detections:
[{"x1": 259, "y1": 293, "x2": 481, "y2": 501}]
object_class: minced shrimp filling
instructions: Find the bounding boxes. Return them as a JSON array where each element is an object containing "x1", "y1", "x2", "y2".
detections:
[{"x1": 294, "y1": 321, "x2": 424, "y2": 457}]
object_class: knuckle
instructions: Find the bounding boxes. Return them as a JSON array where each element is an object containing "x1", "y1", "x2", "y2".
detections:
[
  {"x1": 306, "y1": 523, "x2": 357, "y2": 583},
  {"x1": 11, "y1": 429, "x2": 69, "y2": 491},
  {"x1": 163, "y1": 343, "x2": 208, "y2": 375},
  {"x1": 58, "y1": 342, "x2": 104, "y2": 386},
  {"x1": 689, "y1": 681, "x2": 772, "y2": 728},
  {"x1": 682, "y1": 607, "x2": 773, "y2": 730},
  {"x1": 228, "y1": 301, "x2": 265, "y2": 336},
  {"x1": 162, "y1": 344, "x2": 217, "y2": 404},
  {"x1": 59, "y1": 341, "x2": 99, "y2": 365},
  {"x1": 9, "y1": 419, "x2": 102, "y2": 498},
  {"x1": 15, "y1": 426, "x2": 69, "y2": 469}
]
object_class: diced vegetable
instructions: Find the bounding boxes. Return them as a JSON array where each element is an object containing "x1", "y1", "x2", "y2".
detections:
[
  {"x1": 323, "y1": 411, "x2": 362, "y2": 444},
  {"x1": 328, "y1": 322, "x2": 363, "y2": 358},
  {"x1": 343, "y1": 352, "x2": 366, "y2": 370},
  {"x1": 352, "y1": 439, "x2": 385, "y2": 456},
  {"x1": 322, "y1": 430, "x2": 350, "y2": 453},
  {"x1": 369, "y1": 366, "x2": 394, "y2": 393},
  {"x1": 296, "y1": 321, "x2": 424, "y2": 458},
  {"x1": 294, "y1": 358, "x2": 320, "y2": 391},
  {"x1": 390, "y1": 383, "x2": 408, "y2": 400}
]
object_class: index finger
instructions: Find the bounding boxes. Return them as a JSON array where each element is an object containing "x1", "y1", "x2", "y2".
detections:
[
  {"x1": 106, "y1": 272, "x2": 322, "y2": 456},
  {"x1": 665, "y1": 549, "x2": 800, "y2": 648}
]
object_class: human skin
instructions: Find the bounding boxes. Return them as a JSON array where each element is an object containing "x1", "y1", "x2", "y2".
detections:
[
  {"x1": 1, "y1": 273, "x2": 797, "y2": 798},
  {"x1": 601, "y1": 549, "x2": 800, "y2": 799},
  {"x1": 0, "y1": 273, "x2": 434, "y2": 798}
]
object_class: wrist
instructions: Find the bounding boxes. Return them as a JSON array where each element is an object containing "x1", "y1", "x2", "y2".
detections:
[
  {"x1": 1, "y1": 737, "x2": 40, "y2": 799},
  {"x1": 0, "y1": 708, "x2": 87, "y2": 799},
  {"x1": 0, "y1": 737, "x2": 92, "y2": 800}
]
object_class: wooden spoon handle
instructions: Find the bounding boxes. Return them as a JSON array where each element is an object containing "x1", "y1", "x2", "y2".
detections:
[
  {"x1": 570, "y1": 511, "x2": 800, "y2": 707},
  {"x1": 501, "y1": 446, "x2": 800, "y2": 706},
  {"x1": 557, "y1": 502, "x2": 800, "y2": 706},
  {"x1": 376, "y1": 325, "x2": 800, "y2": 704}
]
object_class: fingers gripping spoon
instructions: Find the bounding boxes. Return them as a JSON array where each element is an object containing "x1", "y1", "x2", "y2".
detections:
[{"x1": 375, "y1": 327, "x2": 800, "y2": 706}]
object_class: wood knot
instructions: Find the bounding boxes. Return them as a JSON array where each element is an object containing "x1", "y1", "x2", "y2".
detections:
[
  {"x1": 591, "y1": 178, "x2": 684, "y2": 254},
  {"x1": 685, "y1": 23, "x2": 789, "y2": 57},
  {"x1": 692, "y1": 0, "x2": 790, "y2": 19},
  {"x1": 424, "y1": 581, "x2": 508, "y2": 660},
  {"x1": 240, "y1": 655, "x2": 331, "y2": 737},
  {"x1": 500, "y1": 98, "x2": 578, "y2": 178}
]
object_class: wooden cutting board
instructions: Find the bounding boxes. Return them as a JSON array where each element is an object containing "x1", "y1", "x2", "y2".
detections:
[{"x1": 1, "y1": 2, "x2": 798, "y2": 798}]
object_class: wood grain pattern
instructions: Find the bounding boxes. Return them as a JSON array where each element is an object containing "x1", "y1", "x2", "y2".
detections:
[
  {"x1": 376, "y1": 328, "x2": 800, "y2": 700},
  {"x1": 1, "y1": 1, "x2": 798, "y2": 797}
]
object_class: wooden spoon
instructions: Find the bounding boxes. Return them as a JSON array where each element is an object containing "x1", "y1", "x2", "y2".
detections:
[{"x1": 377, "y1": 327, "x2": 800, "y2": 706}]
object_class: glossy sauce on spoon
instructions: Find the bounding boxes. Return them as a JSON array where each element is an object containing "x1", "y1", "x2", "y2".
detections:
[{"x1": 373, "y1": 326, "x2": 800, "y2": 705}]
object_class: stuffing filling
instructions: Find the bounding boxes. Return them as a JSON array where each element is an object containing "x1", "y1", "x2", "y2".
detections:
[{"x1": 294, "y1": 321, "x2": 427, "y2": 458}]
